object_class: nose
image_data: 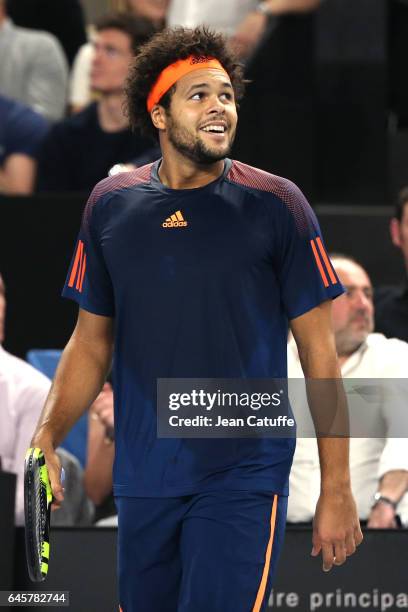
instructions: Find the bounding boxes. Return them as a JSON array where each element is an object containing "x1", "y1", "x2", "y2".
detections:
[
  {"x1": 353, "y1": 290, "x2": 371, "y2": 311},
  {"x1": 205, "y1": 93, "x2": 226, "y2": 115}
]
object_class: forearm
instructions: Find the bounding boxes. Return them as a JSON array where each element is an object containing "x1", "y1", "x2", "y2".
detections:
[
  {"x1": 31, "y1": 331, "x2": 112, "y2": 449},
  {"x1": 264, "y1": 0, "x2": 321, "y2": 14},
  {"x1": 378, "y1": 470, "x2": 408, "y2": 504},
  {"x1": 298, "y1": 340, "x2": 351, "y2": 490}
]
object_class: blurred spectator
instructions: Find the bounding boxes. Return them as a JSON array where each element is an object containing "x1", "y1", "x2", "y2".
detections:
[
  {"x1": 52, "y1": 447, "x2": 94, "y2": 526},
  {"x1": 232, "y1": 0, "x2": 322, "y2": 196},
  {"x1": 70, "y1": 0, "x2": 168, "y2": 112},
  {"x1": 167, "y1": 0, "x2": 258, "y2": 40},
  {"x1": 37, "y1": 13, "x2": 157, "y2": 193},
  {"x1": 0, "y1": 95, "x2": 49, "y2": 195},
  {"x1": 287, "y1": 255, "x2": 408, "y2": 527},
  {"x1": 84, "y1": 382, "x2": 116, "y2": 521},
  {"x1": 167, "y1": 0, "x2": 321, "y2": 59},
  {"x1": 113, "y1": 0, "x2": 169, "y2": 28},
  {"x1": 375, "y1": 188, "x2": 408, "y2": 342},
  {"x1": 0, "y1": 0, "x2": 68, "y2": 121},
  {"x1": 5, "y1": 0, "x2": 87, "y2": 66},
  {"x1": 0, "y1": 273, "x2": 93, "y2": 525}
]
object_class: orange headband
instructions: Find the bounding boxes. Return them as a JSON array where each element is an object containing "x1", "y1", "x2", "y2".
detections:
[{"x1": 147, "y1": 55, "x2": 227, "y2": 113}]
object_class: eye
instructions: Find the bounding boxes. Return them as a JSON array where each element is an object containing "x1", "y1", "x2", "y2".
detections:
[
  {"x1": 190, "y1": 92, "x2": 204, "y2": 100},
  {"x1": 220, "y1": 92, "x2": 233, "y2": 101}
]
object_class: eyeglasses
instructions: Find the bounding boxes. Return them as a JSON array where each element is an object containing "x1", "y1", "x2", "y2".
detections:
[{"x1": 93, "y1": 42, "x2": 131, "y2": 59}]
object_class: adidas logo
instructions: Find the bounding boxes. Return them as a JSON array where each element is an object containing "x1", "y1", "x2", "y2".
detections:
[{"x1": 162, "y1": 210, "x2": 188, "y2": 228}]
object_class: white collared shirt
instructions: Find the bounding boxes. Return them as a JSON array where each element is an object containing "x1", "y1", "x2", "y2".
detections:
[
  {"x1": 287, "y1": 333, "x2": 408, "y2": 524},
  {"x1": 0, "y1": 346, "x2": 50, "y2": 524}
]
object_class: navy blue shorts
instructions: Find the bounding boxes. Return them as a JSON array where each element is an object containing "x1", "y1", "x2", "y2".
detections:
[{"x1": 116, "y1": 491, "x2": 287, "y2": 612}]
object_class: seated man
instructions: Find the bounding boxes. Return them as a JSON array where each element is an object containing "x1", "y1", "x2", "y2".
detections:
[
  {"x1": 168, "y1": 0, "x2": 321, "y2": 59},
  {"x1": 84, "y1": 382, "x2": 116, "y2": 523},
  {"x1": 0, "y1": 0, "x2": 68, "y2": 121},
  {"x1": 375, "y1": 187, "x2": 408, "y2": 342},
  {"x1": 36, "y1": 12, "x2": 158, "y2": 193},
  {"x1": 0, "y1": 95, "x2": 49, "y2": 195},
  {"x1": 0, "y1": 273, "x2": 93, "y2": 525},
  {"x1": 288, "y1": 254, "x2": 408, "y2": 527}
]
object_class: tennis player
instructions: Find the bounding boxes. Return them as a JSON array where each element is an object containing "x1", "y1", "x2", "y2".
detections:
[{"x1": 31, "y1": 26, "x2": 362, "y2": 612}]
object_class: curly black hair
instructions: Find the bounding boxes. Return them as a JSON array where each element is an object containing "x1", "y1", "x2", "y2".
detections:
[{"x1": 125, "y1": 26, "x2": 246, "y2": 139}]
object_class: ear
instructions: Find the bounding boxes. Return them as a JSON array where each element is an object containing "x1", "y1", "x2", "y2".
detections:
[
  {"x1": 150, "y1": 105, "x2": 167, "y2": 132},
  {"x1": 390, "y1": 217, "x2": 402, "y2": 248}
]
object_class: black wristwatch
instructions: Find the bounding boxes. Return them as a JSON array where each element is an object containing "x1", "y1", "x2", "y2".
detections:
[{"x1": 372, "y1": 492, "x2": 398, "y2": 511}]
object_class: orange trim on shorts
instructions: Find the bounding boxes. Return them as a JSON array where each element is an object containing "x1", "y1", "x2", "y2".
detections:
[
  {"x1": 68, "y1": 240, "x2": 83, "y2": 288},
  {"x1": 147, "y1": 55, "x2": 227, "y2": 112},
  {"x1": 310, "y1": 239, "x2": 329, "y2": 287},
  {"x1": 252, "y1": 494, "x2": 278, "y2": 612},
  {"x1": 316, "y1": 237, "x2": 337, "y2": 285}
]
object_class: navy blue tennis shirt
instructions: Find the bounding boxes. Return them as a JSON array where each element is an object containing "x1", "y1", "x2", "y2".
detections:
[{"x1": 63, "y1": 158, "x2": 343, "y2": 497}]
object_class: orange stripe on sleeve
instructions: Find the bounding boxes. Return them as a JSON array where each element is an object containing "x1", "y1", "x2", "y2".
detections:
[
  {"x1": 310, "y1": 239, "x2": 329, "y2": 288},
  {"x1": 68, "y1": 240, "x2": 83, "y2": 288},
  {"x1": 76, "y1": 241, "x2": 84, "y2": 290},
  {"x1": 252, "y1": 495, "x2": 278, "y2": 612},
  {"x1": 79, "y1": 254, "x2": 86, "y2": 293},
  {"x1": 316, "y1": 237, "x2": 337, "y2": 285}
]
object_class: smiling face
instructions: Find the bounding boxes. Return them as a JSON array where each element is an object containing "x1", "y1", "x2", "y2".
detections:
[
  {"x1": 157, "y1": 68, "x2": 238, "y2": 165},
  {"x1": 331, "y1": 259, "x2": 374, "y2": 357}
]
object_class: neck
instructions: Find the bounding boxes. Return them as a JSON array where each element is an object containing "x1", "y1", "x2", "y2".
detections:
[
  {"x1": 97, "y1": 93, "x2": 128, "y2": 133},
  {"x1": 158, "y1": 140, "x2": 225, "y2": 190}
]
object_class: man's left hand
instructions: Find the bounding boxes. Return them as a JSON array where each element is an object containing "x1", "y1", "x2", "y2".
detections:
[{"x1": 311, "y1": 488, "x2": 363, "y2": 572}]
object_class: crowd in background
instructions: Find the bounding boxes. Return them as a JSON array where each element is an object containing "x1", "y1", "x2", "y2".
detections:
[
  {"x1": 0, "y1": 0, "x2": 322, "y2": 195},
  {"x1": 1, "y1": 0, "x2": 408, "y2": 528}
]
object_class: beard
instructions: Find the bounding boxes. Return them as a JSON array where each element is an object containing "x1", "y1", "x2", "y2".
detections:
[
  {"x1": 166, "y1": 114, "x2": 236, "y2": 165},
  {"x1": 335, "y1": 314, "x2": 374, "y2": 356}
]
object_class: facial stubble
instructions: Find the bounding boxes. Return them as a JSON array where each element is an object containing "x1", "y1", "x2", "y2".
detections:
[{"x1": 166, "y1": 113, "x2": 236, "y2": 165}]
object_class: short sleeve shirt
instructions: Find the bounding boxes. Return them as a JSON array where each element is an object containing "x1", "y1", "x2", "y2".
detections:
[
  {"x1": 63, "y1": 159, "x2": 344, "y2": 497},
  {"x1": 0, "y1": 95, "x2": 49, "y2": 165}
]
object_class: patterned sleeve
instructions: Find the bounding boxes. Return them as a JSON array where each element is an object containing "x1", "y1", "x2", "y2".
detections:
[
  {"x1": 62, "y1": 187, "x2": 114, "y2": 317},
  {"x1": 275, "y1": 180, "x2": 344, "y2": 320}
]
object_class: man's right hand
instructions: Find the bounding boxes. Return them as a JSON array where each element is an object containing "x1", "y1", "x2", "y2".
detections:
[
  {"x1": 312, "y1": 487, "x2": 363, "y2": 572},
  {"x1": 31, "y1": 440, "x2": 64, "y2": 509}
]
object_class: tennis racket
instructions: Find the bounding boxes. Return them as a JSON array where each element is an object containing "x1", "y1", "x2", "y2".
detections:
[{"x1": 24, "y1": 448, "x2": 53, "y2": 582}]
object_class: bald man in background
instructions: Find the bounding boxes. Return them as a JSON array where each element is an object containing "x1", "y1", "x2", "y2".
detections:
[{"x1": 288, "y1": 255, "x2": 408, "y2": 528}]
